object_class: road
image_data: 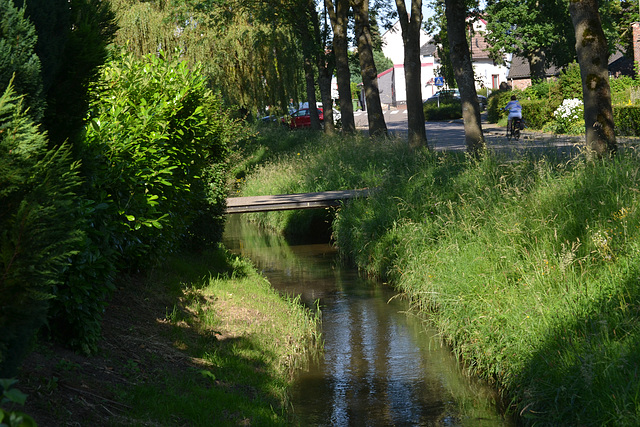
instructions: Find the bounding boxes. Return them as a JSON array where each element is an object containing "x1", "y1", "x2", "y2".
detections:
[{"x1": 353, "y1": 108, "x2": 586, "y2": 156}]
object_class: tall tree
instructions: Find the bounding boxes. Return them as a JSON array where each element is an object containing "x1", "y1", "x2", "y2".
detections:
[
  {"x1": 314, "y1": 1, "x2": 338, "y2": 134},
  {"x1": 325, "y1": 0, "x2": 356, "y2": 133},
  {"x1": 445, "y1": 0, "x2": 484, "y2": 156},
  {"x1": 394, "y1": 0, "x2": 427, "y2": 148},
  {"x1": 38, "y1": 0, "x2": 116, "y2": 146},
  {"x1": 352, "y1": 0, "x2": 387, "y2": 136},
  {"x1": 111, "y1": 0, "x2": 303, "y2": 115},
  {"x1": 568, "y1": 0, "x2": 616, "y2": 156},
  {"x1": 1, "y1": 0, "x2": 44, "y2": 121},
  {"x1": 484, "y1": 0, "x2": 574, "y2": 81}
]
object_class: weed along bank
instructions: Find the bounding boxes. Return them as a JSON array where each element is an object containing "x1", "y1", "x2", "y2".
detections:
[{"x1": 235, "y1": 125, "x2": 640, "y2": 426}]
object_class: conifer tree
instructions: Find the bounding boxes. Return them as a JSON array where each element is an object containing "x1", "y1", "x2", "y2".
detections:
[
  {"x1": 0, "y1": 85, "x2": 82, "y2": 377},
  {"x1": 0, "y1": 0, "x2": 44, "y2": 121}
]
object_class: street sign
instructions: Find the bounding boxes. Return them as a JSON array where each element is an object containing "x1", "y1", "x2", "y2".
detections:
[{"x1": 434, "y1": 76, "x2": 444, "y2": 86}]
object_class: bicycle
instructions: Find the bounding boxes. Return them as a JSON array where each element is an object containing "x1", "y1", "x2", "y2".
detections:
[{"x1": 507, "y1": 117, "x2": 522, "y2": 141}]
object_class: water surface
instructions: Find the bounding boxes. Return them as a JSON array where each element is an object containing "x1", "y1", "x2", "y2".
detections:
[{"x1": 223, "y1": 217, "x2": 513, "y2": 426}]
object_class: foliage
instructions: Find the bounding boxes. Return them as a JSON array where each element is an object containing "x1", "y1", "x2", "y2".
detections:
[
  {"x1": 484, "y1": 0, "x2": 575, "y2": 73},
  {"x1": 46, "y1": 50, "x2": 237, "y2": 354},
  {"x1": 423, "y1": 99, "x2": 463, "y2": 120},
  {"x1": 543, "y1": 98, "x2": 585, "y2": 134},
  {"x1": 0, "y1": 0, "x2": 44, "y2": 121},
  {"x1": 40, "y1": 0, "x2": 117, "y2": 146},
  {"x1": 609, "y1": 75, "x2": 636, "y2": 93},
  {"x1": 0, "y1": 379, "x2": 36, "y2": 427},
  {"x1": 522, "y1": 79, "x2": 554, "y2": 100},
  {"x1": 0, "y1": 85, "x2": 82, "y2": 376},
  {"x1": 520, "y1": 100, "x2": 553, "y2": 129},
  {"x1": 612, "y1": 105, "x2": 640, "y2": 136},
  {"x1": 556, "y1": 61, "x2": 583, "y2": 101},
  {"x1": 82, "y1": 50, "x2": 231, "y2": 262},
  {"x1": 109, "y1": 0, "x2": 304, "y2": 113}
]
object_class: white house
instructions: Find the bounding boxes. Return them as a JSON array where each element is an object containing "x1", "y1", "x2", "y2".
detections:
[{"x1": 378, "y1": 18, "x2": 509, "y2": 106}]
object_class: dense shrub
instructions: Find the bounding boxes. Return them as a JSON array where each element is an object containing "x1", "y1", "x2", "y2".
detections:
[
  {"x1": 47, "y1": 51, "x2": 237, "y2": 353},
  {"x1": 423, "y1": 100, "x2": 463, "y2": 120},
  {"x1": 556, "y1": 62, "x2": 583, "y2": 101},
  {"x1": 609, "y1": 75, "x2": 636, "y2": 94},
  {"x1": 522, "y1": 80, "x2": 553, "y2": 100},
  {"x1": 0, "y1": 0, "x2": 44, "y2": 121},
  {"x1": 0, "y1": 85, "x2": 82, "y2": 376},
  {"x1": 520, "y1": 100, "x2": 552, "y2": 129},
  {"x1": 613, "y1": 105, "x2": 640, "y2": 136}
]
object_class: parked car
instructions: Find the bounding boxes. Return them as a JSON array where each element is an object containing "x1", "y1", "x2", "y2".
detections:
[
  {"x1": 425, "y1": 89, "x2": 487, "y2": 110},
  {"x1": 283, "y1": 108, "x2": 324, "y2": 129}
]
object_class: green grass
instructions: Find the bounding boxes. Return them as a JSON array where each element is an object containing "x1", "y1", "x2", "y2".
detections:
[
  {"x1": 234, "y1": 126, "x2": 640, "y2": 425},
  {"x1": 116, "y1": 248, "x2": 321, "y2": 426}
]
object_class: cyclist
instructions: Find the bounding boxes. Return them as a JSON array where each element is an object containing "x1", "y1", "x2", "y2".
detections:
[{"x1": 503, "y1": 95, "x2": 522, "y2": 137}]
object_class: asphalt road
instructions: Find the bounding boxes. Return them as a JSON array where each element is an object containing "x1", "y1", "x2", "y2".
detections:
[{"x1": 353, "y1": 108, "x2": 587, "y2": 157}]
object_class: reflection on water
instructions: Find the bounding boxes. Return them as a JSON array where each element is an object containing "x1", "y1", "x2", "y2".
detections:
[{"x1": 223, "y1": 216, "x2": 513, "y2": 426}]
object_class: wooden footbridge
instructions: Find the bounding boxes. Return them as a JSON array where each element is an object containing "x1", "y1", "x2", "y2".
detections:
[{"x1": 225, "y1": 189, "x2": 373, "y2": 214}]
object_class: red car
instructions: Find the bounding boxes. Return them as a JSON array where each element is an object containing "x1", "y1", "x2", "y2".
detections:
[{"x1": 286, "y1": 108, "x2": 324, "y2": 129}]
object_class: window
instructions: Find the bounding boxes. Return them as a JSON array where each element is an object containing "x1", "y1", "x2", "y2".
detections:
[{"x1": 492, "y1": 74, "x2": 499, "y2": 89}]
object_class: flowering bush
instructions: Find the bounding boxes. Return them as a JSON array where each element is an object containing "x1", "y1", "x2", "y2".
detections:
[{"x1": 546, "y1": 98, "x2": 585, "y2": 134}]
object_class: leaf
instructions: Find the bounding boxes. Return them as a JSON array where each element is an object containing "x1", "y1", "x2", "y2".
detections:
[{"x1": 125, "y1": 215, "x2": 136, "y2": 221}]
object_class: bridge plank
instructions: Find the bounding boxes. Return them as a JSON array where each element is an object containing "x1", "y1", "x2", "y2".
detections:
[{"x1": 225, "y1": 189, "x2": 372, "y2": 214}]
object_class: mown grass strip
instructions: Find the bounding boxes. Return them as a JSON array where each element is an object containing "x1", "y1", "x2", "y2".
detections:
[{"x1": 115, "y1": 247, "x2": 321, "y2": 426}]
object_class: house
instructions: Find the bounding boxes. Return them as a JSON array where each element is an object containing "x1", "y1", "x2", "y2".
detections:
[{"x1": 378, "y1": 18, "x2": 509, "y2": 107}]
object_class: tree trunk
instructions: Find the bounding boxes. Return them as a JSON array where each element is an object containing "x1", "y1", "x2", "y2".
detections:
[
  {"x1": 304, "y1": 56, "x2": 322, "y2": 130},
  {"x1": 395, "y1": 0, "x2": 427, "y2": 148},
  {"x1": 325, "y1": 0, "x2": 355, "y2": 133},
  {"x1": 352, "y1": 0, "x2": 387, "y2": 136},
  {"x1": 568, "y1": 0, "x2": 616, "y2": 156},
  {"x1": 527, "y1": 47, "x2": 548, "y2": 83},
  {"x1": 312, "y1": 0, "x2": 336, "y2": 134},
  {"x1": 445, "y1": 0, "x2": 484, "y2": 156}
]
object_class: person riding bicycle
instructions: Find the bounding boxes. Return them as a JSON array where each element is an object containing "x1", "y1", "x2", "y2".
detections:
[{"x1": 503, "y1": 95, "x2": 523, "y2": 136}]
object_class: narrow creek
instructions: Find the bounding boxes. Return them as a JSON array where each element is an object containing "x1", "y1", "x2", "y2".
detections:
[{"x1": 223, "y1": 216, "x2": 514, "y2": 426}]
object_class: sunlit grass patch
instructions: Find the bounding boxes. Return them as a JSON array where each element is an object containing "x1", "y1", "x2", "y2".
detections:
[{"x1": 117, "y1": 248, "x2": 321, "y2": 425}]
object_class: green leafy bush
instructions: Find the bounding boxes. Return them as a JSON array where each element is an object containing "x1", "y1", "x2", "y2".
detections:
[
  {"x1": 0, "y1": 379, "x2": 36, "y2": 427},
  {"x1": 0, "y1": 85, "x2": 82, "y2": 376},
  {"x1": 81, "y1": 50, "x2": 231, "y2": 263},
  {"x1": 556, "y1": 62, "x2": 583, "y2": 101},
  {"x1": 613, "y1": 105, "x2": 640, "y2": 136},
  {"x1": 46, "y1": 51, "x2": 237, "y2": 354},
  {"x1": 520, "y1": 100, "x2": 554, "y2": 129},
  {"x1": 423, "y1": 100, "x2": 463, "y2": 121},
  {"x1": 522, "y1": 80, "x2": 553, "y2": 100}
]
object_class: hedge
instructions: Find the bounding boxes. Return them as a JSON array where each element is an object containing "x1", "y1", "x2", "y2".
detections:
[{"x1": 613, "y1": 105, "x2": 640, "y2": 136}]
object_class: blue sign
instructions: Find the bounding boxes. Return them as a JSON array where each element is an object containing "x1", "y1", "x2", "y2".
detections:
[{"x1": 434, "y1": 76, "x2": 444, "y2": 86}]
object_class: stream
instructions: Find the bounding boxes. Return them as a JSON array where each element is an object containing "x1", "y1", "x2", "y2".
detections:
[{"x1": 223, "y1": 216, "x2": 514, "y2": 426}]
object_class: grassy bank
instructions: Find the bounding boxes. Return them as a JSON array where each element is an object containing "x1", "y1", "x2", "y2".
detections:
[
  {"x1": 236, "y1": 125, "x2": 640, "y2": 425},
  {"x1": 15, "y1": 246, "x2": 320, "y2": 426}
]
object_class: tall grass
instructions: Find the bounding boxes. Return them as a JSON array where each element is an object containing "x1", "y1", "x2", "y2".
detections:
[{"x1": 236, "y1": 126, "x2": 640, "y2": 425}]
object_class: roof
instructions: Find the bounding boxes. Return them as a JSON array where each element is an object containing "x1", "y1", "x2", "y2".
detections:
[
  {"x1": 420, "y1": 40, "x2": 437, "y2": 56},
  {"x1": 508, "y1": 52, "x2": 635, "y2": 80},
  {"x1": 470, "y1": 32, "x2": 491, "y2": 60},
  {"x1": 507, "y1": 55, "x2": 560, "y2": 79}
]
